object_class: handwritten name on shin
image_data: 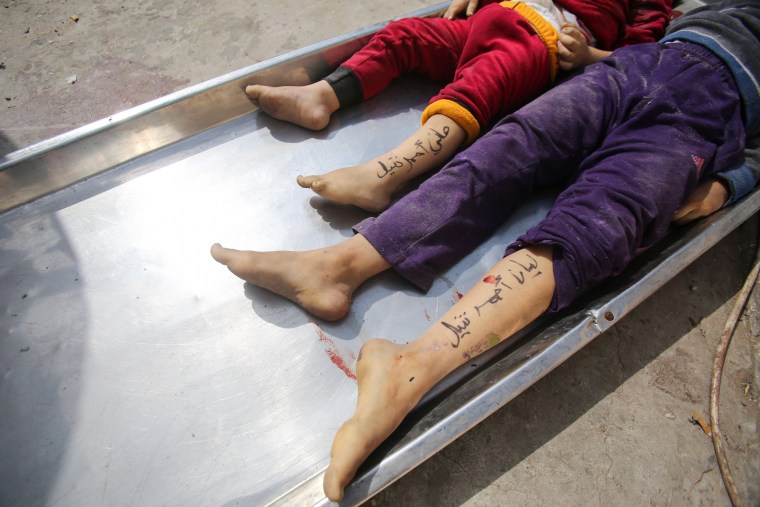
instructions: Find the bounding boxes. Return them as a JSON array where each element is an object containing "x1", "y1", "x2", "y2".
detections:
[
  {"x1": 427, "y1": 126, "x2": 450, "y2": 155},
  {"x1": 441, "y1": 312, "x2": 471, "y2": 348},
  {"x1": 376, "y1": 126, "x2": 451, "y2": 179},
  {"x1": 507, "y1": 254, "x2": 542, "y2": 285},
  {"x1": 440, "y1": 252, "x2": 544, "y2": 352}
]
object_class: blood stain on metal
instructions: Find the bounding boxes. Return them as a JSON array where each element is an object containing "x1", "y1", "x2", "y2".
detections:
[{"x1": 313, "y1": 324, "x2": 357, "y2": 381}]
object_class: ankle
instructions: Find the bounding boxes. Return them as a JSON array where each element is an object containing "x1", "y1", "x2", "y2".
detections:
[
  {"x1": 336, "y1": 236, "x2": 390, "y2": 282},
  {"x1": 312, "y1": 80, "x2": 341, "y2": 115},
  {"x1": 323, "y1": 66, "x2": 362, "y2": 109}
]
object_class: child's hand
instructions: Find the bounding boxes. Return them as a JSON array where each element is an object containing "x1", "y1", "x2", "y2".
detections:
[
  {"x1": 558, "y1": 23, "x2": 592, "y2": 70},
  {"x1": 443, "y1": 0, "x2": 479, "y2": 19},
  {"x1": 672, "y1": 179, "x2": 730, "y2": 225},
  {"x1": 558, "y1": 23, "x2": 612, "y2": 71}
]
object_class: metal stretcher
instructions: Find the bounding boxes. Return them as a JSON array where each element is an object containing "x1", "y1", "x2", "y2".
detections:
[{"x1": 1, "y1": 2, "x2": 755, "y2": 506}]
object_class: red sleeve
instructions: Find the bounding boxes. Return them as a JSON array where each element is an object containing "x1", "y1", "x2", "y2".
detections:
[
  {"x1": 557, "y1": 0, "x2": 672, "y2": 49},
  {"x1": 621, "y1": 0, "x2": 673, "y2": 46}
]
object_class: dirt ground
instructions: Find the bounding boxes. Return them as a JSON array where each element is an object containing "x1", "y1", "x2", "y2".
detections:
[{"x1": 1, "y1": 1, "x2": 758, "y2": 505}]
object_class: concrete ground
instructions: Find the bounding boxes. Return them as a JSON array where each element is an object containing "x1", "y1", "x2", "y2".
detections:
[{"x1": 2, "y1": 1, "x2": 758, "y2": 506}]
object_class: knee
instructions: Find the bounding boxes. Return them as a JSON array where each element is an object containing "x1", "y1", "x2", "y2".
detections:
[{"x1": 513, "y1": 204, "x2": 647, "y2": 311}]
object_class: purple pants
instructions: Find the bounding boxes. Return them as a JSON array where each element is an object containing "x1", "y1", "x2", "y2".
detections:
[{"x1": 355, "y1": 42, "x2": 746, "y2": 312}]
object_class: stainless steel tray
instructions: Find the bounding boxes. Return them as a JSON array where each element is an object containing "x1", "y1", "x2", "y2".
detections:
[{"x1": 2, "y1": 2, "x2": 754, "y2": 506}]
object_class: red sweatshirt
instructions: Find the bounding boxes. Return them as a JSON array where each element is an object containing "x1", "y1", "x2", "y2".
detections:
[{"x1": 479, "y1": 0, "x2": 673, "y2": 49}]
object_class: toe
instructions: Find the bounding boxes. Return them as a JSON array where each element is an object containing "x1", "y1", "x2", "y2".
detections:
[
  {"x1": 323, "y1": 468, "x2": 345, "y2": 502},
  {"x1": 297, "y1": 175, "x2": 321, "y2": 189},
  {"x1": 210, "y1": 243, "x2": 228, "y2": 263}
]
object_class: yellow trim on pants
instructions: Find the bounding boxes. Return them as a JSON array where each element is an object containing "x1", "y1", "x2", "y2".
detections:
[
  {"x1": 500, "y1": 1, "x2": 560, "y2": 81},
  {"x1": 421, "y1": 99, "x2": 481, "y2": 145}
]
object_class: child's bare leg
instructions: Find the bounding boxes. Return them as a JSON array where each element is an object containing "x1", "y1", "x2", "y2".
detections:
[
  {"x1": 298, "y1": 114, "x2": 467, "y2": 213},
  {"x1": 210, "y1": 235, "x2": 389, "y2": 321},
  {"x1": 323, "y1": 245, "x2": 555, "y2": 501},
  {"x1": 246, "y1": 80, "x2": 340, "y2": 131}
]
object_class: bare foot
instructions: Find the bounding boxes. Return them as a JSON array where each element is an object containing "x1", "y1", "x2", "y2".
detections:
[
  {"x1": 210, "y1": 243, "x2": 354, "y2": 321},
  {"x1": 297, "y1": 162, "x2": 396, "y2": 213},
  {"x1": 246, "y1": 81, "x2": 339, "y2": 131},
  {"x1": 323, "y1": 339, "x2": 433, "y2": 501},
  {"x1": 298, "y1": 114, "x2": 468, "y2": 213},
  {"x1": 211, "y1": 236, "x2": 390, "y2": 321}
]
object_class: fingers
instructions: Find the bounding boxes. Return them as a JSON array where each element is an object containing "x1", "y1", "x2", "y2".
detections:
[
  {"x1": 561, "y1": 23, "x2": 582, "y2": 36},
  {"x1": 557, "y1": 44, "x2": 573, "y2": 71},
  {"x1": 672, "y1": 208, "x2": 699, "y2": 225},
  {"x1": 558, "y1": 24, "x2": 590, "y2": 70},
  {"x1": 558, "y1": 57, "x2": 574, "y2": 71},
  {"x1": 443, "y1": 0, "x2": 478, "y2": 19},
  {"x1": 557, "y1": 38, "x2": 580, "y2": 70},
  {"x1": 557, "y1": 39, "x2": 572, "y2": 59},
  {"x1": 443, "y1": 0, "x2": 465, "y2": 19},
  {"x1": 466, "y1": 0, "x2": 479, "y2": 16},
  {"x1": 673, "y1": 179, "x2": 730, "y2": 224},
  {"x1": 672, "y1": 202, "x2": 722, "y2": 225},
  {"x1": 559, "y1": 27, "x2": 582, "y2": 51},
  {"x1": 672, "y1": 206, "x2": 687, "y2": 222}
]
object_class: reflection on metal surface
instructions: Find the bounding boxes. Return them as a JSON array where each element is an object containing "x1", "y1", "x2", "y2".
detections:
[
  {"x1": 0, "y1": 5, "x2": 445, "y2": 213},
  {"x1": 1, "y1": 11, "x2": 477, "y2": 501}
]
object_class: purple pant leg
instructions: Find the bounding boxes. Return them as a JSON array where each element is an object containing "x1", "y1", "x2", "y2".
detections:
[
  {"x1": 358, "y1": 42, "x2": 744, "y2": 308},
  {"x1": 356, "y1": 131, "x2": 540, "y2": 291},
  {"x1": 507, "y1": 43, "x2": 745, "y2": 311},
  {"x1": 355, "y1": 56, "x2": 619, "y2": 290}
]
